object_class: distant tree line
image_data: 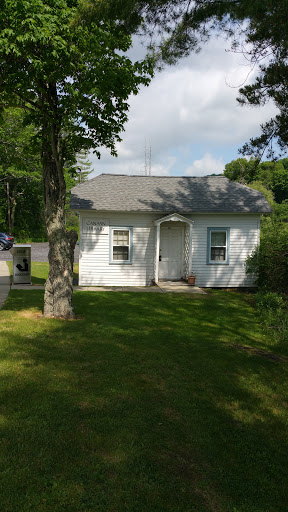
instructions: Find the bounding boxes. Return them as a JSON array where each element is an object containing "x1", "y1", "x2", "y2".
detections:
[
  {"x1": 224, "y1": 157, "x2": 288, "y2": 204},
  {"x1": 0, "y1": 108, "x2": 91, "y2": 241}
]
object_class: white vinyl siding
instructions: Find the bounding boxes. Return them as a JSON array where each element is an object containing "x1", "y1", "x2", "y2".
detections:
[
  {"x1": 191, "y1": 214, "x2": 260, "y2": 287},
  {"x1": 79, "y1": 213, "x2": 158, "y2": 286},
  {"x1": 78, "y1": 212, "x2": 260, "y2": 288}
]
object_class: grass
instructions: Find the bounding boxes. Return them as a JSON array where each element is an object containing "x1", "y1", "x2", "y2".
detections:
[
  {"x1": 0, "y1": 289, "x2": 288, "y2": 511},
  {"x1": 15, "y1": 238, "x2": 48, "y2": 243},
  {"x1": 6, "y1": 261, "x2": 79, "y2": 285}
]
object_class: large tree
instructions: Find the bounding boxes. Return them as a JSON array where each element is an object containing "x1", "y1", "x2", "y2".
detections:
[
  {"x1": 89, "y1": 0, "x2": 288, "y2": 158},
  {"x1": 0, "y1": 0, "x2": 152, "y2": 318}
]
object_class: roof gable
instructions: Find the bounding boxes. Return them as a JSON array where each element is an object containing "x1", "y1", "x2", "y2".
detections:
[{"x1": 70, "y1": 174, "x2": 272, "y2": 214}]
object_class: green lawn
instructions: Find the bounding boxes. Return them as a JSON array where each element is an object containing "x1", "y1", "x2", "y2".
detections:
[
  {"x1": 6, "y1": 261, "x2": 79, "y2": 285},
  {"x1": 0, "y1": 290, "x2": 287, "y2": 511}
]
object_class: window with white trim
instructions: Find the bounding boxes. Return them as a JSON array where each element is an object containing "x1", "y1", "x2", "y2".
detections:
[
  {"x1": 110, "y1": 228, "x2": 133, "y2": 264},
  {"x1": 207, "y1": 228, "x2": 230, "y2": 264}
]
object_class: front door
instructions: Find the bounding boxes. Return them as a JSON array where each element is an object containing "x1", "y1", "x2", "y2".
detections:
[{"x1": 159, "y1": 224, "x2": 184, "y2": 280}]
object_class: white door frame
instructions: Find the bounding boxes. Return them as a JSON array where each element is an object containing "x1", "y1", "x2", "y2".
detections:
[
  {"x1": 159, "y1": 223, "x2": 184, "y2": 280},
  {"x1": 154, "y1": 213, "x2": 194, "y2": 283}
]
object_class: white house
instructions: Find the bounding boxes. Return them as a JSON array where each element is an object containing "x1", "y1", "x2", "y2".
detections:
[{"x1": 70, "y1": 174, "x2": 272, "y2": 288}]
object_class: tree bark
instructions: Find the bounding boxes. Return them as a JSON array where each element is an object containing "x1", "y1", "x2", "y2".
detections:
[
  {"x1": 10, "y1": 186, "x2": 17, "y2": 234},
  {"x1": 6, "y1": 180, "x2": 17, "y2": 234},
  {"x1": 44, "y1": 224, "x2": 78, "y2": 319},
  {"x1": 42, "y1": 113, "x2": 77, "y2": 319},
  {"x1": 6, "y1": 181, "x2": 11, "y2": 233}
]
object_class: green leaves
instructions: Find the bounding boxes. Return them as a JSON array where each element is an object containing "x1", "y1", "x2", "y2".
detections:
[
  {"x1": 0, "y1": 0, "x2": 153, "y2": 160},
  {"x1": 224, "y1": 156, "x2": 288, "y2": 208},
  {"x1": 0, "y1": 0, "x2": 154, "y2": 313},
  {"x1": 0, "y1": 108, "x2": 44, "y2": 236},
  {"x1": 94, "y1": 0, "x2": 288, "y2": 157}
]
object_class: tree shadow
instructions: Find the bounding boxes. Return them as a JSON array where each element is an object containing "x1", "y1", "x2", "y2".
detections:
[
  {"x1": 138, "y1": 177, "x2": 271, "y2": 213},
  {"x1": 0, "y1": 290, "x2": 287, "y2": 511}
]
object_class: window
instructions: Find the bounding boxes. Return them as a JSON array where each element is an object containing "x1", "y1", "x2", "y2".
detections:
[
  {"x1": 207, "y1": 228, "x2": 230, "y2": 264},
  {"x1": 110, "y1": 227, "x2": 133, "y2": 264}
]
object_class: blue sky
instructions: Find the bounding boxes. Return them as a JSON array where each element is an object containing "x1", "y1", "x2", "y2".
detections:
[{"x1": 88, "y1": 36, "x2": 276, "y2": 178}]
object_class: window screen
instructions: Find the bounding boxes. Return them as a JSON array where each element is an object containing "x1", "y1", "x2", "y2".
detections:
[
  {"x1": 209, "y1": 230, "x2": 228, "y2": 262},
  {"x1": 112, "y1": 229, "x2": 130, "y2": 261}
]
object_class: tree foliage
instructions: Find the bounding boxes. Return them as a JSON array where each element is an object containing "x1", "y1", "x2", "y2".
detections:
[
  {"x1": 224, "y1": 154, "x2": 288, "y2": 293},
  {"x1": 246, "y1": 222, "x2": 288, "y2": 294},
  {"x1": 224, "y1": 157, "x2": 288, "y2": 204},
  {"x1": 245, "y1": 194, "x2": 288, "y2": 295},
  {"x1": 0, "y1": 0, "x2": 152, "y2": 161},
  {"x1": 224, "y1": 157, "x2": 259, "y2": 183},
  {"x1": 0, "y1": 0, "x2": 152, "y2": 317},
  {"x1": 75, "y1": 150, "x2": 93, "y2": 185},
  {"x1": 64, "y1": 151, "x2": 93, "y2": 235},
  {"x1": 90, "y1": 0, "x2": 288, "y2": 158},
  {"x1": 0, "y1": 108, "x2": 45, "y2": 238},
  {"x1": 0, "y1": 109, "x2": 85, "y2": 239}
]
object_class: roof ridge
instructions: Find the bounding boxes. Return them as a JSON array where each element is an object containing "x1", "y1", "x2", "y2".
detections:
[
  {"x1": 70, "y1": 173, "x2": 272, "y2": 214},
  {"x1": 98, "y1": 173, "x2": 226, "y2": 179}
]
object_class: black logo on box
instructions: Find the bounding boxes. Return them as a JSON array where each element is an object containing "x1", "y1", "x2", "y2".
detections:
[{"x1": 16, "y1": 258, "x2": 29, "y2": 272}]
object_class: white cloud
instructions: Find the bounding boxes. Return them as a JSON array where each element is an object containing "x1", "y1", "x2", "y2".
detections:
[
  {"x1": 122, "y1": 64, "x2": 275, "y2": 149},
  {"x1": 90, "y1": 150, "x2": 176, "y2": 177},
  {"x1": 185, "y1": 153, "x2": 225, "y2": 176},
  {"x1": 89, "y1": 36, "x2": 277, "y2": 178},
  {"x1": 150, "y1": 157, "x2": 177, "y2": 176}
]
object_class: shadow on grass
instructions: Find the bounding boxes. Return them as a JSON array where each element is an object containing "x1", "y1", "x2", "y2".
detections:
[
  {"x1": 5, "y1": 262, "x2": 79, "y2": 286},
  {"x1": 0, "y1": 290, "x2": 287, "y2": 511}
]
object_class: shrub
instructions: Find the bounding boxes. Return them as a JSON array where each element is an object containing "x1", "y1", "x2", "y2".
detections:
[
  {"x1": 246, "y1": 225, "x2": 288, "y2": 294},
  {"x1": 247, "y1": 212, "x2": 288, "y2": 344},
  {"x1": 255, "y1": 291, "x2": 284, "y2": 311},
  {"x1": 254, "y1": 291, "x2": 288, "y2": 342}
]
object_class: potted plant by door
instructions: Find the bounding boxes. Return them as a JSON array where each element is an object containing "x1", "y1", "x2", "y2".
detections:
[{"x1": 187, "y1": 274, "x2": 196, "y2": 285}]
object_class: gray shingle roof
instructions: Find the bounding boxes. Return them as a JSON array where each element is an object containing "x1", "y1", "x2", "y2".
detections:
[{"x1": 70, "y1": 174, "x2": 272, "y2": 214}]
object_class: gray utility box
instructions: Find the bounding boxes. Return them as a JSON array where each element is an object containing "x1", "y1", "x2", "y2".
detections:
[{"x1": 10, "y1": 245, "x2": 31, "y2": 285}]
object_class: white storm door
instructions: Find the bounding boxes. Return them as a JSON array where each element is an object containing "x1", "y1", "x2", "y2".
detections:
[{"x1": 159, "y1": 225, "x2": 184, "y2": 280}]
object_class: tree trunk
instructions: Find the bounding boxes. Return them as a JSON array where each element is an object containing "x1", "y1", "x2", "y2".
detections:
[
  {"x1": 42, "y1": 125, "x2": 77, "y2": 319},
  {"x1": 6, "y1": 181, "x2": 17, "y2": 234},
  {"x1": 10, "y1": 187, "x2": 17, "y2": 235},
  {"x1": 6, "y1": 182, "x2": 12, "y2": 233},
  {"x1": 44, "y1": 212, "x2": 78, "y2": 319}
]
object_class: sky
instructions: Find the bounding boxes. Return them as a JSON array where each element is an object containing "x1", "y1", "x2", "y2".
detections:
[{"x1": 88, "y1": 36, "x2": 276, "y2": 178}]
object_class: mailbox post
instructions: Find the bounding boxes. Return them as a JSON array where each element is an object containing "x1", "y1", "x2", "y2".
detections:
[{"x1": 10, "y1": 245, "x2": 32, "y2": 285}]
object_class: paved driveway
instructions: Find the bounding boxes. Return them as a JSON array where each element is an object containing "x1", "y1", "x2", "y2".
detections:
[{"x1": 0, "y1": 242, "x2": 79, "y2": 263}]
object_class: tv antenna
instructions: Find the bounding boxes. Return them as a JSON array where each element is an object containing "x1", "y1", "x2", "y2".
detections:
[{"x1": 144, "y1": 139, "x2": 152, "y2": 175}]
